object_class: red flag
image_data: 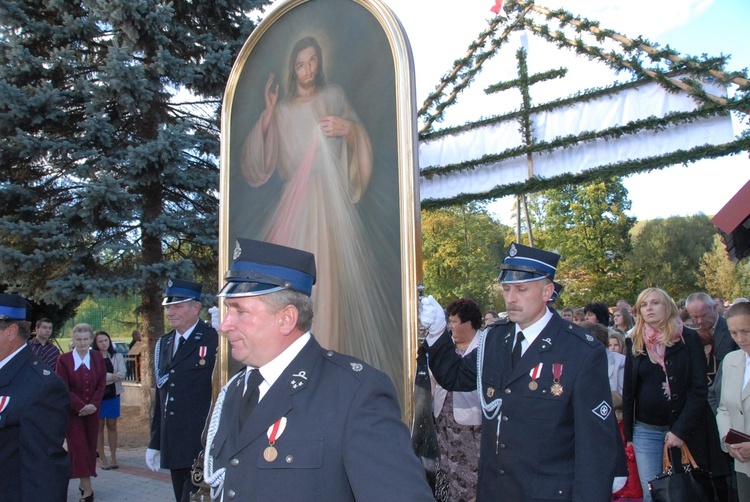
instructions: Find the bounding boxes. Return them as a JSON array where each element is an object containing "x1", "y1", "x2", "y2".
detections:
[{"x1": 490, "y1": 0, "x2": 503, "y2": 15}]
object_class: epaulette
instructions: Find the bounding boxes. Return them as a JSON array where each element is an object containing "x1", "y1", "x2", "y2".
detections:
[
  {"x1": 321, "y1": 349, "x2": 371, "y2": 378},
  {"x1": 485, "y1": 317, "x2": 513, "y2": 334},
  {"x1": 29, "y1": 359, "x2": 56, "y2": 378},
  {"x1": 563, "y1": 322, "x2": 601, "y2": 348}
]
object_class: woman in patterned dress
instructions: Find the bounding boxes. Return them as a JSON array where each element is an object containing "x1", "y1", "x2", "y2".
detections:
[{"x1": 432, "y1": 299, "x2": 483, "y2": 502}]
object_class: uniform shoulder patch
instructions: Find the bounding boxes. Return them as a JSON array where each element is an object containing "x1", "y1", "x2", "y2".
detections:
[{"x1": 592, "y1": 401, "x2": 613, "y2": 421}]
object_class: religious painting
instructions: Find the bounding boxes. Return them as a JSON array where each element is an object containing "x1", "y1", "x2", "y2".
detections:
[{"x1": 219, "y1": 0, "x2": 420, "y2": 410}]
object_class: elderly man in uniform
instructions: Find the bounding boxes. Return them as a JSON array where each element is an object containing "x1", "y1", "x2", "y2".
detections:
[
  {"x1": 422, "y1": 243, "x2": 621, "y2": 501},
  {"x1": 146, "y1": 279, "x2": 218, "y2": 502},
  {"x1": 0, "y1": 294, "x2": 70, "y2": 501},
  {"x1": 202, "y1": 238, "x2": 433, "y2": 501}
]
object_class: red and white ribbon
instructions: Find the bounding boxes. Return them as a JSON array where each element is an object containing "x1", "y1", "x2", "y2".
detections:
[
  {"x1": 529, "y1": 363, "x2": 543, "y2": 382},
  {"x1": 267, "y1": 417, "x2": 287, "y2": 444}
]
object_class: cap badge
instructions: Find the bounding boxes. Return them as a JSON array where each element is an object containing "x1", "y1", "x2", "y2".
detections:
[
  {"x1": 168, "y1": 279, "x2": 173, "y2": 287},
  {"x1": 233, "y1": 240, "x2": 242, "y2": 260},
  {"x1": 509, "y1": 243, "x2": 518, "y2": 257}
]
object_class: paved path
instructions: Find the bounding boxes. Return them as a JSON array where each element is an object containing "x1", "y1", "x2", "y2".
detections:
[{"x1": 66, "y1": 446, "x2": 175, "y2": 501}]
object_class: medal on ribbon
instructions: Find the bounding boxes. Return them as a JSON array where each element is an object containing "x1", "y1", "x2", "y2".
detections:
[
  {"x1": 528, "y1": 363, "x2": 543, "y2": 390},
  {"x1": 198, "y1": 346, "x2": 207, "y2": 366},
  {"x1": 551, "y1": 363, "x2": 564, "y2": 396},
  {"x1": 264, "y1": 417, "x2": 287, "y2": 462}
]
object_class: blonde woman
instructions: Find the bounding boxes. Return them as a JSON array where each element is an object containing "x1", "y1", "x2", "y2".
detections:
[
  {"x1": 56, "y1": 324, "x2": 106, "y2": 501},
  {"x1": 621, "y1": 288, "x2": 726, "y2": 501}
]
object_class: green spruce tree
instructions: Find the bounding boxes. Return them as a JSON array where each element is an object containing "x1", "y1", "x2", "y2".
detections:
[{"x1": 0, "y1": 0, "x2": 271, "y2": 412}]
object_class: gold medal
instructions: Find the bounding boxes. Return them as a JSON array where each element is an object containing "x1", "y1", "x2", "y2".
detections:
[
  {"x1": 551, "y1": 381, "x2": 563, "y2": 396},
  {"x1": 199, "y1": 359, "x2": 206, "y2": 366},
  {"x1": 528, "y1": 381, "x2": 538, "y2": 391},
  {"x1": 263, "y1": 445, "x2": 278, "y2": 462}
]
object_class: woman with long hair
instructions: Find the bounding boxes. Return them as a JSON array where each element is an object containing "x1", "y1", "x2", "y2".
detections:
[
  {"x1": 92, "y1": 331, "x2": 126, "y2": 470},
  {"x1": 613, "y1": 307, "x2": 635, "y2": 334},
  {"x1": 56, "y1": 324, "x2": 106, "y2": 501},
  {"x1": 622, "y1": 288, "x2": 727, "y2": 501}
]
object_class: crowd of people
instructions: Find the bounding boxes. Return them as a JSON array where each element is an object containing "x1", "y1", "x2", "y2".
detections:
[
  {"x1": 423, "y1": 256, "x2": 750, "y2": 502},
  {"x1": 4, "y1": 236, "x2": 750, "y2": 502}
]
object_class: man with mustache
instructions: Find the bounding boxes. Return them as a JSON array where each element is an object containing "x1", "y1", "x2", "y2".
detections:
[{"x1": 422, "y1": 243, "x2": 621, "y2": 501}]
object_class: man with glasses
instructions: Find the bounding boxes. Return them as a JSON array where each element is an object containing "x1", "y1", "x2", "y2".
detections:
[{"x1": 687, "y1": 292, "x2": 738, "y2": 365}]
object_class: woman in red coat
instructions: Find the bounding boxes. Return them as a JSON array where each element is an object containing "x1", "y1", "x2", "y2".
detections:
[{"x1": 56, "y1": 323, "x2": 106, "y2": 501}]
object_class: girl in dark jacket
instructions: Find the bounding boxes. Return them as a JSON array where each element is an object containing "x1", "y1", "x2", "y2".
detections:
[{"x1": 623, "y1": 287, "x2": 727, "y2": 501}]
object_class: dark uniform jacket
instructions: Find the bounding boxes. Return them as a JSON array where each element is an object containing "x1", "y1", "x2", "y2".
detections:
[
  {"x1": 209, "y1": 336, "x2": 434, "y2": 501},
  {"x1": 0, "y1": 346, "x2": 70, "y2": 501},
  {"x1": 622, "y1": 327, "x2": 729, "y2": 476},
  {"x1": 714, "y1": 316, "x2": 738, "y2": 365},
  {"x1": 428, "y1": 312, "x2": 620, "y2": 501},
  {"x1": 150, "y1": 318, "x2": 218, "y2": 470}
]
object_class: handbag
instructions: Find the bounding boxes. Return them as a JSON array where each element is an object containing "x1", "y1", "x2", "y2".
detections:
[{"x1": 648, "y1": 443, "x2": 717, "y2": 502}]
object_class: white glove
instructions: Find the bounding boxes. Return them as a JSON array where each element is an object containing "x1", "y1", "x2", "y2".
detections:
[
  {"x1": 209, "y1": 306, "x2": 220, "y2": 330},
  {"x1": 145, "y1": 448, "x2": 161, "y2": 472},
  {"x1": 419, "y1": 295, "x2": 446, "y2": 337}
]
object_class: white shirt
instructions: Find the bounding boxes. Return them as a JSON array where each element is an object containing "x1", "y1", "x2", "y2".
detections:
[
  {"x1": 243, "y1": 332, "x2": 312, "y2": 401},
  {"x1": 173, "y1": 320, "x2": 199, "y2": 356},
  {"x1": 515, "y1": 308, "x2": 553, "y2": 356},
  {"x1": 743, "y1": 353, "x2": 750, "y2": 391},
  {"x1": 73, "y1": 349, "x2": 91, "y2": 370}
]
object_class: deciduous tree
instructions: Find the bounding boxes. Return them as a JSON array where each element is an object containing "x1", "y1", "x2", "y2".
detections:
[
  {"x1": 422, "y1": 204, "x2": 509, "y2": 311},
  {"x1": 628, "y1": 214, "x2": 716, "y2": 300},
  {"x1": 533, "y1": 177, "x2": 635, "y2": 306}
]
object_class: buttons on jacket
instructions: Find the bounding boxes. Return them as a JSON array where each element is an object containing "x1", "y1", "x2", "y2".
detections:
[
  {"x1": 286, "y1": 455, "x2": 294, "y2": 463},
  {"x1": 230, "y1": 458, "x2": 239, "y2": 467},
  {"x1": 227, "y1": 489, "x2": 236, "y2": 499}
]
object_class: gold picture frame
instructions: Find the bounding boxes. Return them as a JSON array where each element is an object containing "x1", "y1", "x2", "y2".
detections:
[{"x1": 218, "y1": 0, "x2": 420, "y2": 418}]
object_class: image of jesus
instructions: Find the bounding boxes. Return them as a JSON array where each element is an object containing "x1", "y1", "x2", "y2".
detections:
[{"x1": 240, "y1": 35, "x2": 400, "y2": 381}]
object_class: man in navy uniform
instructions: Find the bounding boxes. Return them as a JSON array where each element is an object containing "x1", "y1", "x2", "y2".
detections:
[
  {"x1": 146, "y1": 279, "x2": 219, "y2": 502},
  {"x1": 202, "y1": 238, "x2": 433, "y2": 501},
  {"x1": 422, "y1": 243, "x2": 620, "y2": 501},
  {"x1": 0, "y1": 293, "x2": 70, "y2": 501}
]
